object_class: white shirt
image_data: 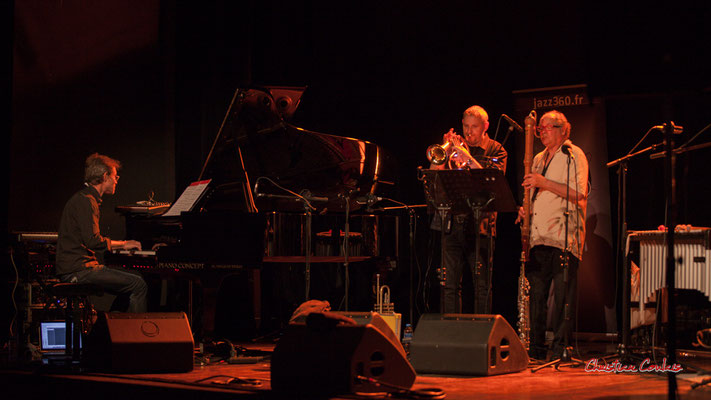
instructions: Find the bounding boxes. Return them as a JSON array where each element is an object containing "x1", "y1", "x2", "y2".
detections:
[{"x1": 529, "y1": 139, "x2": 589, "y2": 260}]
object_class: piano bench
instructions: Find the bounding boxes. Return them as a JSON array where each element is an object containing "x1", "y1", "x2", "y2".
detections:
[
  {"x1": 50, "y1": 282, "x2": 104, "y2": 298},
  {"x1": 49, "y1": 283, "x2": 104, "y2": 361}
]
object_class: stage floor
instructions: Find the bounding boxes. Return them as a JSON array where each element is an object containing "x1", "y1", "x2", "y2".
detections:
[{"x1": 3, "y1": 341, "x2": 711, "y2": 400}]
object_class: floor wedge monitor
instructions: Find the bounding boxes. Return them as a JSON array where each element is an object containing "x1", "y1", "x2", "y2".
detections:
[
  {"x1": 410, "y1": 313, "x2": 528, "y2": 376},
  {"x1": 271, "y1": 311, "x2": 415, "y2": 395},
  {"x1": 84, "y1": 312, "x2": 194, "y2": 373}
]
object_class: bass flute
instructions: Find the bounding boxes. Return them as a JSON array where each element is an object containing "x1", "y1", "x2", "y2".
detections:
[{"x1": 517, "y1": 110, "x2": 536, "y2": 351}]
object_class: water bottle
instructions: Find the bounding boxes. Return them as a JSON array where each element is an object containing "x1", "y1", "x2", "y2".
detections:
[{"x1": 402, "y1": 324, "x2": 413, "y2": 359}]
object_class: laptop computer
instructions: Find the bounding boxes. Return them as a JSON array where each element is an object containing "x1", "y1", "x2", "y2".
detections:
[{"x1": 39, "y1": 321, "x2": 82, "y2": 354}]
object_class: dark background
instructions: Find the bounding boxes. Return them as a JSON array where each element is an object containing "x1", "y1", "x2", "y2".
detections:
[{"x1": 6, "y1": 1, "x2": 711, "y2": 336}]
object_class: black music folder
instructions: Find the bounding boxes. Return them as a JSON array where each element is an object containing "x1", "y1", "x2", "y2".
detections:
[{"x1": 421, "y1": 169, "x2": 516, "y2": 214}]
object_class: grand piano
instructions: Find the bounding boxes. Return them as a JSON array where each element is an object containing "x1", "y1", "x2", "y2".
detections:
[{"x1": 111, "y1": 86, "x2": 399, "y2": 339}]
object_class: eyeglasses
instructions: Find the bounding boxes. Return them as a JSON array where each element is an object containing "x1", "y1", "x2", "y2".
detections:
[{"x1": 537, "y1": 124, "x2": 562, "y2": 133}]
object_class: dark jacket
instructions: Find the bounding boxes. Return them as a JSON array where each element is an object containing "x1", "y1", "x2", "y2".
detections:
[{"x1": 56, "y1": 185, "x2": 112, "y2": 277}]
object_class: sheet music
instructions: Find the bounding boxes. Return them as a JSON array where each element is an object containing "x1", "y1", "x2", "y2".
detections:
[{"x1": 163, "y1": 179, "x2": 211, "y2": 217}]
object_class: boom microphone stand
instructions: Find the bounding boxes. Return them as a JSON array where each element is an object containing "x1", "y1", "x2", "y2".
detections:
[
  {"x1": 603, "y1": 129, "x2": 674, "y2": 366},
  {"x1": 254, "y1": 178, "x2": 327, "y2": 301},
  {"x1": 532, "y1": 146, "x2": 584, "y2": 372},
  {"x1": 343, "y1": 195, "x2": 351, "y2": 310},
  {"x1": 373, "y1": 202, "x2": 428, "y2": 325},
  {"x1": 662, "y1": 122, "x2": 679, "y2": 398}
]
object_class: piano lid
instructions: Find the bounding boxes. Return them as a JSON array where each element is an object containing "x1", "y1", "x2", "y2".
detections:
[{"x1": 198, "y1": 86, "x2": 394, "y2": 213}]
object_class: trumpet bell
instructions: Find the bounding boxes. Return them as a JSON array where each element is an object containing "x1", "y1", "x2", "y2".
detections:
[
  {"x1": 426, "y1": 139, "x2": 476, "y2": 169},
  {"x1": 426, "y1": 142, "x2": 450, "y2": 165}
]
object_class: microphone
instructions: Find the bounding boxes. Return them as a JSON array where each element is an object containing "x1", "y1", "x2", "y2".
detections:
[
  {"x1": 355, "y1": 193, "x2": 384, "y2": 205},
  {"x1": 305, "y1": 195, "x2": 329, "y2": 203},
  {"x1": 561, "y1": 144, "x2": 574, "y2": 159},
  {"x1": 355, "y1": 193, "x2": 386, "y2": 212},
  {"x1": 502, "y1": 114, "x2": 523, "y2": 133},
  {"x1": 652, "y1": 122, "x2": 683, "y2": 134},
  {"x1": 300, "y1": 189, "x2": 329, "y2": 203}
]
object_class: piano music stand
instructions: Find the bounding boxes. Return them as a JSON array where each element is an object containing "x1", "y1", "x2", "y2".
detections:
[{"x1": 420, "y1": 169, "x2": 516, "y2": 313}]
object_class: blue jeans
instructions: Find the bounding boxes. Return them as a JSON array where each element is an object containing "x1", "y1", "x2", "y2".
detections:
[{"x1": 61, "y1": 265, "x2": 148, "y2": 313}]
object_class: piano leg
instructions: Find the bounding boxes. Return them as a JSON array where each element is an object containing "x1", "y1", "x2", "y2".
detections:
[
  {"x1": 252, "y1": 269, "x2": 261, "y2": 331},
  {"x1": 195, "y1": 269, "x2": 261, "y2": 341},
  {"x1": 199, "y1": 278, "x2": 219, "y2": 341},
  {"x1": 188, "y1": 280, "x2": 193, "y2": 328}
]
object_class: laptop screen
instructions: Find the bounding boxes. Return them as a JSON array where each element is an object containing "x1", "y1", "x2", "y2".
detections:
[{"x1": 39, "y1": 321, "x2": 81, "y2": 351}]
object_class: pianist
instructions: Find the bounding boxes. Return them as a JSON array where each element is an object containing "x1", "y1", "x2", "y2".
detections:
[{"x1": 56, "y1": 153, "x2": 147, "y2": 313}]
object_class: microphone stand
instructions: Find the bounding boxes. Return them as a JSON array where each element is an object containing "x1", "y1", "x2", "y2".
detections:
[
  {"x1": 533, "y1": 149, "x2": 584, "y2": 372},
  {"x1": 603, "y1": 142, "x2": 665, "y2": 364},
  {"x1": 663, "y1": 122, "x2": 678, "y2": 399},
  {"x1": 466, "y1": 195, "x2": 495, "y2": 314},
  {"x1": 343, "y1": 196, "x2": 351, "y2": 311},
  {"x1": 254, "y1": 181, "x2": 326, "y2": 302},
  {"x1": 305, "y1": 198, "x2": 313, "y2": 301},
  {"x1": 343, "y1": 194, "x2": 394, "y2": 312},
  {"x1": 437, "y1": 207, "x2": 450, "y2": 314},
  {"x1": 500, "y1": 125, "x2": 516, "y2": 149},
  {"x1": 376, "y1": 203, "x2": 427, "y2": 325},
  {"x1": 343, "y1": 193, "x2": 372, "y2": 312},
  {"x1": 408, "y1": 206, "x2": 416, "y2": 324}
]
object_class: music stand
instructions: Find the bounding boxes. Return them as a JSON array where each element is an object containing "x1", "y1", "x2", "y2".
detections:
[{"x1": 420, "y1": 169, "x2": 516, "y2": 313}]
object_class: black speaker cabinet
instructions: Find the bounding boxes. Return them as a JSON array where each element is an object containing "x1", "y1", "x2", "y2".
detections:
[
  {"x1": 271, "y1": 311, "x2": 415, "y2": 395},
  {"x1": 291, "y1": 311, "x2": 405, "y2": 357},
  {"x1": 410, "y1": 313, "x2": 528, "y2": 376},
  {"x1": 85, "y1": 312, "x2": 194, "y2": 373}
]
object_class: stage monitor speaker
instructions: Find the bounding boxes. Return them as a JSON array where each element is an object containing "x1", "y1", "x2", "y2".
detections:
[
  {"x1": 84, "y1": 312, "x2": 194, "y2": 373},
  {"x1": 410, "y1": 313, "x2": 528, "y2": 376},
  {"x1": 271, "y1": 311, "x2": 415, "y2": 395},
  {"x1": 292, "y1": 311, "x2": 405, "y2": 357}
]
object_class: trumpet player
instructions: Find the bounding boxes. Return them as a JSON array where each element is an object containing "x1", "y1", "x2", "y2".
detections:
[{"x1": 430, "y1": 105, "x2": 507, "y2": 314}]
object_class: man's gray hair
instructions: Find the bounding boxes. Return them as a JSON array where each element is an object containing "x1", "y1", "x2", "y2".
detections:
[{"x1": 84, "y1": 153, "x2": 121, "y2": 185}]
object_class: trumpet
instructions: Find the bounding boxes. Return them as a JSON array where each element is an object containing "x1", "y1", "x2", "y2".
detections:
[{"x1": 426, "y1": 134, "x2": 478, "y2": 169}]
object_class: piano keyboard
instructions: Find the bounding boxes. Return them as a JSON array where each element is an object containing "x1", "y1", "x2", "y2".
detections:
[
  {"x1": 113, "y1": 249, "x2": 156, "y2": 257},
  {"x1": 629, "y1": 229, "x2": 711, "y2": 311},
  {"x1": 16, "y1": 232, "x2": 59, "y2": 243},
  {"x1": 108, "y1": 249, "x2": 244, "y2": 270}
]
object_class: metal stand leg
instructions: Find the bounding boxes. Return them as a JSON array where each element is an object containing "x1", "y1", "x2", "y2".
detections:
[{"x1": 438, "y1": 212, "x2": 447, "y2": 314}]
